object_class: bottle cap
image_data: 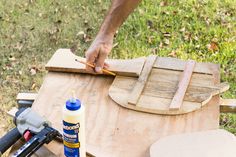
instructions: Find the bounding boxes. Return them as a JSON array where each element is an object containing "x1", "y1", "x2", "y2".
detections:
[{"x1": 66, "y1": 98, "x2": 81, "y2": 111}]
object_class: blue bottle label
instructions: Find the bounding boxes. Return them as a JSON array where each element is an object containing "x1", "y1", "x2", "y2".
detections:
[{"x1": 63, "y1": 121, "x2": 80, "y2": 157}]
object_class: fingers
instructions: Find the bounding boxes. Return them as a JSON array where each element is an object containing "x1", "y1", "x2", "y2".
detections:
[
  {"x1": 85, "y1": 51, "x2": 96, "y2": 73},
  {"x1": 95, "y1": 47, "x2": 108, "y2": 73},
  {"x1": 103, "y1": 62, "x2": 109, "y2": 69}
]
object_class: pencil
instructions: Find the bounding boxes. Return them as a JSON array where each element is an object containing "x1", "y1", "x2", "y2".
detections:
[{"x1": 75, "y1": 59, "x2": 116, "y2": 76}]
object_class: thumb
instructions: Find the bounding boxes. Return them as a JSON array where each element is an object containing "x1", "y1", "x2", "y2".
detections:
[{"x1": 95, "y1": 47, "x2": 108, "y2": 73}]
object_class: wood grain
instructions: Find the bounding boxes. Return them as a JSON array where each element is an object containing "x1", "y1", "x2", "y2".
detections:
[
  {"x1": 46, "y1": 49, "x2": 145, "y2": 77},
  {"x1": 109, "y1": 59, "x2": 227, "y2": 115},
  {"x1": 154, "y1": 57, "x2": 217, "y2": 74},
  {"x1": 150, "y1": 129, "x2": 236, "y2": 157},
  {"x1": 16, "y1": 67, "x2": 220, "y2": 157},
  {"x1": 220, "y1": 99, "x2": 236, "y2": 113},
  {"x1": 128, "y1": 55, "x2": 157, "y2": 105},
  {"x1": 169, "y1": 60, "x2": 196, "y2": 110}
]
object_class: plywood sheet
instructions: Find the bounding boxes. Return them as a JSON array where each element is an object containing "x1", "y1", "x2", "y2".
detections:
[
  {"x1": 46, "y1": 49, "x2": 145, "y2": 77},
  {"x1": 150, "y1": 129, "x2": 236, "y2": 157},
  {"x1": 26, "y1": 70, "x2": 220, "y2": 157}
]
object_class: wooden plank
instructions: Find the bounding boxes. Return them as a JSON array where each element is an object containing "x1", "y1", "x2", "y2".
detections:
[
  {"x1": 16, "y1": 92, "x2": 38, "y2": 101},
  {"x1": 7, "y1": 107, "x2": 18, "y2": 117},
  {"x1": 46, "y1": 49, "x2": 146, "y2": 77},
  {"x1": 154, "y1": 57, "x2": 217, "y2": 74},
  {"x1": 169, "y1": 60, "x2": 196, "y2": 110},
  {"x1": 150, "y1": 129, "x2": 236, "y2": 157},
  {"x1": 149, "y1": 68, "x2": 215, "y2": 87},
  {"x1": 220, "y1": 99, "x2": 236, "y2": 113},
  {"x1": 128, "y1": 55, "x2": 157, "y2": 105},
  {"x1": 22, "y1": 68, "x2": 220, "y2": 156}
]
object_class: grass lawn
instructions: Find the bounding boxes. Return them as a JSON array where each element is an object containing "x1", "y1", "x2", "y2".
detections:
[{"x1": 0, "y1": 0, "x2": 235, "y2": 150}]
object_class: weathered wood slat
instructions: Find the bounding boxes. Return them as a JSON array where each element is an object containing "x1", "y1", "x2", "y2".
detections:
[
  {"x1": 128, "y1": 55, "x2": 157, "y2": 105},
  {"x1": 154, "y1": 57, "x2": 217, "y2": 74},
  {"x1": 169, "y1": 60, "x2": 196, "y2": 110}
]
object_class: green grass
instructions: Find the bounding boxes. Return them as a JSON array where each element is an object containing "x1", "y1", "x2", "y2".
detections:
[{"x1": 0, "y1": 0, "x2": 235, "y2": 149}]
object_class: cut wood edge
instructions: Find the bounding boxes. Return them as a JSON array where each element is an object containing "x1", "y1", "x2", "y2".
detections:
[
  {"x1": 16, "y1": 92, "x2": 38, "y2": 101},
  {"x1": 169, "y1": 60, "x2": 196, "y2": 110},
  {"x1": 193, "y1": 82, "x2": 229, "y2": 107},
  {"x1": 46, "y1": 48, "x2": 146, "y2": 77},
  {"x1": 220, "y1": 99, "x2": 236, "y2": 113},
  {"x1": 109, "y1": 86, "x2": 202, "y2": 115}
]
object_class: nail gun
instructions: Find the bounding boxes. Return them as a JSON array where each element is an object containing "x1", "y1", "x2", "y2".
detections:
[{"x1": 0, "y1": 107, "x2": 62, "y2": 157}]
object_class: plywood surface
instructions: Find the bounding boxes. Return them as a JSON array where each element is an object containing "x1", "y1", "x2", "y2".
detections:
[
  {"x1": 46, "y1": 49, "x2": 145, "y2": 77},
  {"x1": 26, "y1": 69, "x2": 220, "y2": 157},
  {"x1": 150, "y1": 129, "x2": 236, "y2": 157}
]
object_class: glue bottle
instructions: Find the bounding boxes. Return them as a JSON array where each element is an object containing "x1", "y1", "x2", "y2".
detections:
[{"x1": 63, "y1": 96, "x2": 85, "y2": 157}]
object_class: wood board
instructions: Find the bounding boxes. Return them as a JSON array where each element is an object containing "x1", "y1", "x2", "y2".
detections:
[
  {"x1": 150, "y1": 129, "x2": 236, "y2": 157},
  {"x1": 46, "y1": 49, "x2": 145, "y2": 77},
  {"x1": 220, "y1": 99, "x2": 236, "y2": 113},
  {"x1": 18, "y1": 69, "x2": 220, "y2": 157},
  {"x1": 109, "y1": 57, "x2": 229, "y2": 115}
]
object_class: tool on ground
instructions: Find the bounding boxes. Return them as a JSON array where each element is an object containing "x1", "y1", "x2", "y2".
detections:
[
  {"x1": 75, "y1": 59, "x2": 116, "y2": 76},
  {"x1": 0, "y1": 107, "x2": 62, "y2": 157}
]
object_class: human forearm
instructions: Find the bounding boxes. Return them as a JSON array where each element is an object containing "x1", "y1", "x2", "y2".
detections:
[
  {"x1": 85, "y1": 0, "x2": 141, "y2": 73},
  {"x1": 98, "y1": 0, "x2": 142, "y2": 37}
]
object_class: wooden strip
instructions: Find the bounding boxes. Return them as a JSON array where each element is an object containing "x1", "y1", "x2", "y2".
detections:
[
  {"x1": 220, "y1": 99, "x2": 236, "y2": 113},
  {"x1": 149, "y1": 68, "x2": 215, "y2": 87},
  {"x1": 7, "y1": 107, "x2": 18, "y2": 117},
  {"x1": 169, "y1": 60, "x2": 196, "y2": 110},
  {"x1": 46, "y1": 49, "x2": 146, "y2": 77},
  {"x1": 16, "y1": 92, "x2": 38, "y2": 101},
  {"x1": 154, "y1": 57, "x2": 217, "y2": 74},
  {"x1": 128, "y1": 55, "x2": 157, "y2": 105}
]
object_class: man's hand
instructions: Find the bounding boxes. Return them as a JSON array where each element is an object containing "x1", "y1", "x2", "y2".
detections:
[
  {"x1": 85, "y1": 0, "x2": 141, "y2": 73},
  {"x1": 85, "y1": 34, "x2": 113, "y2": 73}
]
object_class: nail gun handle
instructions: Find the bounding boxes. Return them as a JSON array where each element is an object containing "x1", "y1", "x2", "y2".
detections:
[{"x1": 0, "y1": 127, "x2": 21, "y2": 155}]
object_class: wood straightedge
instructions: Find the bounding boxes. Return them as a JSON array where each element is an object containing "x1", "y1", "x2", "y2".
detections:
[{"x1": 46, "y1": 49, "x2": 145, "y2": 77}]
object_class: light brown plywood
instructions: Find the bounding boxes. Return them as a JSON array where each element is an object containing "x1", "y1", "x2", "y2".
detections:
[
  {"x1": 24, "y1": 68, "x2": 220, "y2": 157},
  {"x1": 46, "y1": 49, "x2": 145, "y2": 77},
  {"x1": 150, "y1": 129, "x2": 236, "y2": 157}
]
